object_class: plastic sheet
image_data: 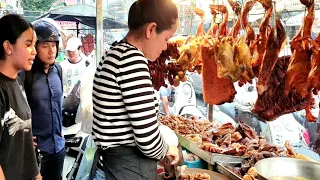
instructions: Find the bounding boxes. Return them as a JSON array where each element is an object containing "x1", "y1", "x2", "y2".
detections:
[{"x1": 75, "y1": 64, "x2": 95, "y2": 133}]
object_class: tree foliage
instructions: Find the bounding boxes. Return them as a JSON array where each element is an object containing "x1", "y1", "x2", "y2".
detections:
[
  {"x1": 22, "y1": 0, "x2": 55, "y2": 11},
  {"x1": 21, "y1": 0, "x2": 55, "y2": 22}
]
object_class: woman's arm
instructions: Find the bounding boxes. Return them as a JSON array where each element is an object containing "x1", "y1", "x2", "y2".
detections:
[
  {"x1": 0, "y1": 166, "x2": 5, "y2": 180},
  {"x1": 0, "y1": 88, "x2": 7, "y2": 180},
  {"x1": 118, "y1": 52, "x2": 169, "y2": 159}
]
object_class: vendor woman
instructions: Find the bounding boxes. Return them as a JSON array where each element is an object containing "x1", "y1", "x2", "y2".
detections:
[{"x1": 91, "y1": 0, "x2": 179, "y2": 179}]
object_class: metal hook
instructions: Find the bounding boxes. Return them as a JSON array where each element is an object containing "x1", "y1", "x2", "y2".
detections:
[
  {"x1": 280, "y1": 9, "x2": 290, "y2": 22},
  {"x1": 273, "y1": 1, "x2": 277, "y2": 39},
  {"x1": 214, "y1": 12, "x2": 224, "y2": 24},
  {"x1": 301, "y1": 6, "x2": 307, "y2": 38},
  {"x1": 280, "y1": 8, "x2": 290, "y2": 56}
]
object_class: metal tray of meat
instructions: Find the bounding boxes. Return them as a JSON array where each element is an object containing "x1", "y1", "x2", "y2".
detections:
[
  {"x1": 177, "y1": 134, "x2": 246, "y2": 165},
  {"x1": 216, "y1": 162, "x2": 243, "y2": 180}
]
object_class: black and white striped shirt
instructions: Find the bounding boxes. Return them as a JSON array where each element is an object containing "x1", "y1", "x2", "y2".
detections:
[{"x1": 92, "y1": 41, "x2": 168, "y2": 160}]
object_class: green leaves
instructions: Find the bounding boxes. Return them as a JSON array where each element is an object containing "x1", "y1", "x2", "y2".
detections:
[
  {"x1": 21, "y1": 0, "x2": 55, "y2": 22},
  {"x1": 22, "y1": 0, "x2": 54, "y2": 11}
]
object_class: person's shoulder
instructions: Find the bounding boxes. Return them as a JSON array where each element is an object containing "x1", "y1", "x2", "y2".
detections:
[
  {"x1": 105, "y1": 44, "x2": 143, "y2": 65},
  {"x1": 0, "y1": 73, "x2": 15, "y2": 87},
  {"x1": 111, "y1": 42, "x2": 142, "y2": 55},
  {"x1": 59, "y1": 59, "x2": 69, "y2": 67},
  {"x1": 0, "y1": 75, "x2": 11, "y2": 106}
]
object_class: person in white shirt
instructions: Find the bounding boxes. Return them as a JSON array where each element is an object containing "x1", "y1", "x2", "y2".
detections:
[{"x1": 60, "y1": 37, "x2": 88, "y2": 96}]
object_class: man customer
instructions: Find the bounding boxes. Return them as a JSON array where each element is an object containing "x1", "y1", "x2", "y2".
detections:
[{"x1": 60, "y1": 37, "x2": 88, "y2": 96}]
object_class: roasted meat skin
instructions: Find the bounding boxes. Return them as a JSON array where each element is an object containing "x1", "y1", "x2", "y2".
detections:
[
  {"x1": 283, "y1": 1, "x2": 316, "y2": 121},
  {"x1": 209, "y1": 4, "x2": 229, "y2": 37},
  {"x1": 149, "y1": 42, "x2": 180, "y2": 90},
  {"x1": 194, "y1": 8, "x2": 206, "y2": 37},
  {"x1": 207, "y1": 9, "x2": 219, "y2": 38},
  {"x1": 253, "y1": 55, "x2": 308, "y2": 120},
  {"x1": 256, "y1": 19, "x2": 287, "y2": 95},
  {"x1": 251, "y1": 6, "x2": 273, "y2": 76},
  {"x1": 307, "y1": 34, "x2": 320, "y2": 93},
  {"x1": 229, "y1": 15, "x2": 242, "y2": 41},
  {"x1": 214, "y1": 122, "x2": 236, "y2": 137},
  {"x1": 256, "y1": 0, "x2": 272, "y2": 9},
  {"x1": 234, "y1": 37, "x2": 254, "y2": 82},
  {"x1": 201, "y1": 40, "x2": 236, "y2": 105},
  {"x1": 241, "y1": 0, "x2": 256, "y2": 47},
  {"x1": 227, "y1": 0, "x2": 241, "y2": 40},
  {"x1": 215, "y1": 37, "x2": 241, "y2": 81},
  {"x1": 284, "y1": 1, "x2": 314, "y2": 98},
  {"x1": 227, "y1": 0, "x2": 241, "y2": 15},
  {"x1": 252, "y1": 20, "x2": 310, "y2": 120},
  {"x1": 238, "y1": 123, "x2": 258, "y2": 140}
]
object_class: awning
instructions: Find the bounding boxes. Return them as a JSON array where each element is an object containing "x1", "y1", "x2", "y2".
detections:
[
  {"x1": 286, "y1": 10, "x2": 320, "y2": 26},
  {"x1": 38, "y1": 4, "x2": 127, "y2": 29}
]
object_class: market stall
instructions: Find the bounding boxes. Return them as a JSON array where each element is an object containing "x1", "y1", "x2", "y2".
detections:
[
  {"x1": 147, "y1": 0, "x2": 320, "y2": 179},
  {"x1": 55, "y1": 0, "x2": 320, "y2": 179}
]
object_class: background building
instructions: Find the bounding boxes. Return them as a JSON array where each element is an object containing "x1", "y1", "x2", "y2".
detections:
[{"x1": 0, "y1": 0, "x2": 23, "y2": 17}]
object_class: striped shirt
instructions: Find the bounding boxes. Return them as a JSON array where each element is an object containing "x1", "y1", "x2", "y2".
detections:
[{"x1": 92, "y1": 41, "x2": 168, "y2": 160}]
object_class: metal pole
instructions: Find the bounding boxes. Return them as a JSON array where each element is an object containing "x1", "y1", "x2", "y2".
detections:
[
  {"x1": 96, "y1": 0, "x2": 103, "y2": 68},
  {"x1": 208, "y1": 104, "x2": 213, "y2": 122},
  {"x1": 76, "y1": 22, "x2": 79, "y2": 37},
  {"x1": 273, "y1": 1, "x2": 277, "y2": 39},
  {"x1": 207, "y1": 0, "x2": 216, "y2": 123}
]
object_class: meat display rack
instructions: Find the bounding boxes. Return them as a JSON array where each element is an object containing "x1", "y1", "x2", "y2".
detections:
[
  {"x1": 177, "y1": 134, "x2": 246, "y2": 165},
  {"x1": 216, "y1": 162, "x2": 243, "y2": 180}
]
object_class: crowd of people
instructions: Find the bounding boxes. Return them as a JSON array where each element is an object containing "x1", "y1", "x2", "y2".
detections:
[{"x1": 0, "y1": 0, "x2": 181, "y2": 179}]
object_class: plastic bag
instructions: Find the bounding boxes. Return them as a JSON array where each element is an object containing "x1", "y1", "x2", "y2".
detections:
[
  {"x1": 75, "y1": 64, "x2": 95, "y2": 133},
  {"x1": 75, "y1": 135, "x2": 97, "y2": 180},
  {"x1": 159, "y1": 124, "x2": 179, "y2": 147}
]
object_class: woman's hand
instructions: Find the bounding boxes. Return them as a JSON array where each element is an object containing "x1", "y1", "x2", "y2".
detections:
[
  {"x1": 166, "y1": 145, "x2": 179, "y2": 165},
  {"x1": 33, "y1": 136, "x2": 37, "y2": 148},
  {"x1": 35, "y1": 173, "x2": 42, "y2": 180}
]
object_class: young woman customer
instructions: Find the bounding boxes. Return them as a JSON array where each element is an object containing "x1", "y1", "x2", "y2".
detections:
[{"x1": 0, "y1": 14, "x2": 41, "y2": 180}]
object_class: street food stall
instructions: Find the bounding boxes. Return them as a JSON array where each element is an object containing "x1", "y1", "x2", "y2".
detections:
[
  {"x1": 53, "y1": 0, "x2": 320, "y2": 179},
  {"x1": 144, "y1": 0, "x2": 320, "y2": 179}
]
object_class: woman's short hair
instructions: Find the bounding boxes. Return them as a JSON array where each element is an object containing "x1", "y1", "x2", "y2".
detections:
[
  {"x1": 128, "y1": 0, "x2": 178, "y2": 34},
  {"x1": 0, "y1": 14, "x2": 33, "y2": 60}
]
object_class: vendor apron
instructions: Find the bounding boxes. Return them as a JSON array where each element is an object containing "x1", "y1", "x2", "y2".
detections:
[{"x1": 90, "y1": 146, "x2": 157, "y2": 180}]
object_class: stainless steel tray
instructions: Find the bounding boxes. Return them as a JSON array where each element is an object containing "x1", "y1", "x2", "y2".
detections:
[
  {"x1": 177, "y1": 134, "x2": 246, "y2": 165},
  {"x1": 216, "y1": 162, "x2": 243, "y2": 180}
]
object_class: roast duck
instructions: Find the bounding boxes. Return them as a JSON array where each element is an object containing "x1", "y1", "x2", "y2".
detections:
[{"x1": 148, "y1": 0, "x2": 318, "y2": 122}]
